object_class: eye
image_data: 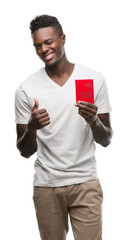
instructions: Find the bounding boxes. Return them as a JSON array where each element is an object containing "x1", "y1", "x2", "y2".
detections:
[
  {"x1": 35, "y1": 45, "x2": 41, "y2": 50},
  {"x1": 46, "y1": 40, "x2": 54, "y2": 45}
]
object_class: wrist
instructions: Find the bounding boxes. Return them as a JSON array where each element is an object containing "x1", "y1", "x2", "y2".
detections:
[
  {"x1": 27, "y1": 122, "x2": 37, "y2": 134},
  {"x1": 90, "y1": 115, "x2": 99, "y2": 127}
]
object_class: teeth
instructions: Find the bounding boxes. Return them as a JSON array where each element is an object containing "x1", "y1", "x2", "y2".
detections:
[{"x1": 45, "y1": 53, "x2": 54, "y2": 60}]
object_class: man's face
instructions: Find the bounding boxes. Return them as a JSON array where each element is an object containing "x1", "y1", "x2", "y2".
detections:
[{"x1": 32, "y1": 27, "x2": 66, "y2": 67}]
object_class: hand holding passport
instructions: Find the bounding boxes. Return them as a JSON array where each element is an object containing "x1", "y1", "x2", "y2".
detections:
[{"x1": 75, "y1": 79, "x2": 98, "y2": 124}]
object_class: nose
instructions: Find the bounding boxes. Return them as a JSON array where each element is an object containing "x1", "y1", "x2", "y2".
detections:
[{"x1": 41, "y1": 43, "x2": 48, "y2": 54}]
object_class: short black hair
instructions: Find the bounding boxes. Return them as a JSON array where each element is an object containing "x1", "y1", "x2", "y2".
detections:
[{"x1": 29, "y1": 14, "x2": 63, "y2": 36}]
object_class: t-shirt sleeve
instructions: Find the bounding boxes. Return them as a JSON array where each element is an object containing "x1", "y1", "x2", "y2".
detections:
[
  {"x1": 15, "y1": 86, "x2": 31, "y2": 124},
  {"x1": 95, "y1": 75, "x2": 112, "y2": 114}
]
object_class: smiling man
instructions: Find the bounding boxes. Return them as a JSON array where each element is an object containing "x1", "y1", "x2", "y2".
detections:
[{"x1": 15, "y1": 15, "x2": 113, "y2": 240}]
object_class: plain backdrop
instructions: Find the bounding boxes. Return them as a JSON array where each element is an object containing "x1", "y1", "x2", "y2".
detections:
[{"x1": 0, "y1": 0, "x2": 128, "y2": 239}]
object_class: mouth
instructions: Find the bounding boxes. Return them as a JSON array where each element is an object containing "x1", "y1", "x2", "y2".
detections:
[{"x1": 44, "y1": 52, "x2": 55, "y2": 61}]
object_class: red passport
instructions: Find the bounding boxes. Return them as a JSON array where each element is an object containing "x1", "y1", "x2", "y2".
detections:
[{"x1": 75, "y1": 79, "x2": 94, "y2": 104}]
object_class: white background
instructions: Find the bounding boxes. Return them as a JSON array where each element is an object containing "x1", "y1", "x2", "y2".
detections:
[{"x1": 0, "y1": 0, "x2": 128, "y2": 239}]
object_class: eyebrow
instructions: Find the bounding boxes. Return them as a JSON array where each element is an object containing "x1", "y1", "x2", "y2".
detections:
[{"x1": 33, "y1": 38, "x2": 56, "y2": 47}]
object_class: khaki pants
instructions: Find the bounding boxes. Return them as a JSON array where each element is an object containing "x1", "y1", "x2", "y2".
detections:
[{"x1": 33, "y1": 179, "x2": 103, "y2": 240}]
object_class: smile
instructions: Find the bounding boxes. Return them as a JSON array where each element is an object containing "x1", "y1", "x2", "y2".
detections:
[{"x1": 44, "y1": 52, "x2": 55, "y2": 61}]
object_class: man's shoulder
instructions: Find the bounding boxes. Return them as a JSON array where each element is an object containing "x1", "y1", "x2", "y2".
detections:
[
  {"x1": 76, "y1": 63, "x2": 103, "y2": 79},
  {"x1": 16, "y1": 67, "x2": 45, "y2": 92}
]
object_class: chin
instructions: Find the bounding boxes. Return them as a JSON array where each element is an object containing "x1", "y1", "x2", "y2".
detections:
[{"x1": 45, "y1": 59, "x2": 60, "y2": 68}]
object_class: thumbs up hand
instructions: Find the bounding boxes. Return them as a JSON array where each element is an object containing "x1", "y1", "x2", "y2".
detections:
[{"x1": 28, "y1": 99, "x2": 50, "y2": 131}]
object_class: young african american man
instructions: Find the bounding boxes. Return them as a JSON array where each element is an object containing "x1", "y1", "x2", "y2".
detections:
[{"x1": 15, "y1": 15, "x2": 113, "y2": 240}]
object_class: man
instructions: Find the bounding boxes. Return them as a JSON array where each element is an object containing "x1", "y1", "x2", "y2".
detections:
[{"x1": 15, "y1": 15, "x2": 112, "y2": 240}]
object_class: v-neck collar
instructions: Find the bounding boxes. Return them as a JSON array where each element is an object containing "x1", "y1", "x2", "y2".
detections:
[{"x1": 43, "y1": 64, "x2": 77, "y2": 89}]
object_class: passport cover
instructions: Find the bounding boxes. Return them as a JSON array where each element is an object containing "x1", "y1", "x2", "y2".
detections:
[{"x1": 75, "y1": 79, "x2": 94, "y2": 104}]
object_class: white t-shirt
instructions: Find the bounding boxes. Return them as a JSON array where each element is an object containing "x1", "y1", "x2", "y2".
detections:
[{"x1": 15, "y1": 63, "x2": 112, "y2": 187}]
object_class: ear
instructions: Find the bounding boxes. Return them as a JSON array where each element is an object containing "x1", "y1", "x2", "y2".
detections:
[{"x1": 61, "y1": 34, "x2": 66, "y2": 45}]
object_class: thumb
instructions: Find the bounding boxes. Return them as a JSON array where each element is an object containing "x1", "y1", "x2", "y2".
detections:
[{"x1": 32, "y1": 98, "x2": 39, "y2": 111}]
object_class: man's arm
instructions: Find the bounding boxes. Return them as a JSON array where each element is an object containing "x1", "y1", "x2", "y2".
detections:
[
  {"x1": 16, "y1": 124, "x2": 37, "y2": 158},
  {"x1": 16, "y1": 99, "x2": 50, "y2": 158},
  {"x1": 75, "y1": 101, "x2": 113, "y2": 147},
  {"x1": 90, "y1": 113, "x2": 113, "y2": 147}
]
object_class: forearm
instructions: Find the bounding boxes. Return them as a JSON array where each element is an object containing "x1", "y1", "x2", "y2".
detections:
[
  {"x1": 17, "y1": 126, "x2": 37, "y2": 158},
  {"x1": 90, "y1": 116, "x2": 113, "y2": 147}
]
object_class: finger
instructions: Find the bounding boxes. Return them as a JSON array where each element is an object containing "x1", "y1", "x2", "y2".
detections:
[
  {"x1": 40, "y1": 119, "x2": 50, "y2": 128},
  {"x1": 78, "y1": 102, "x2": 97, "y2": 115},
  {"x1": 77, "y1": 104, "x2": 97, "y2": 115},
  {"x1": 43, "y1": 120, "x2": 50, "y2": 127},
  {"x1": 79, "y1": 108, "x2": 94, "y2": 116},
  {"x1": 36, "y1": 112, "x2": 49, "y2": 120},
  {"x1": 32, "y1": 108, "x2": 47, "y2": 117},
  {"x1": 38, "y1": 116, "x2": 50, "y2": 123},
  {"x1": 32, "y1": 99, "x2": 39, "y2": 111},
  {"x1": 78, "y1": 111, "x2": 93, "y2": 121},
  {"x1": 77, "y1": 103, "x2": 98, "y2": 113},
  {"x1": 36, "y1": 109, "x2": 47, "y2": 114},
  {"x1": 77, "y1": 101, "x2": 97, "y2": 109},
  {"x1": 74, "y1": 102, "x2": 90, "y2": 107}
]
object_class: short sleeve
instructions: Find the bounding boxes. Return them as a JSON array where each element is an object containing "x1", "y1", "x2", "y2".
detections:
[
  {"x1": 15, "y1": 86, "x2": 31, "y2": 124},
  {"x1": 95, "y1": 75, "x2": 112, "y2": 114}
]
